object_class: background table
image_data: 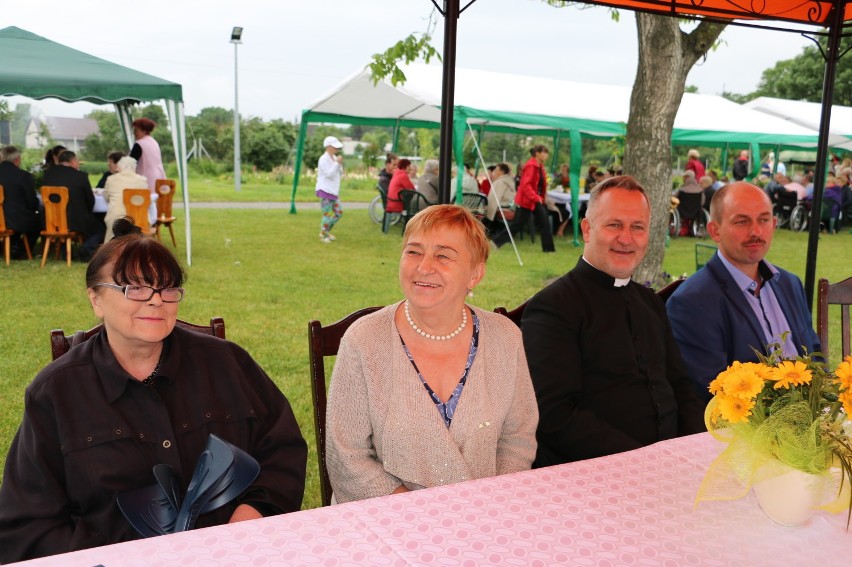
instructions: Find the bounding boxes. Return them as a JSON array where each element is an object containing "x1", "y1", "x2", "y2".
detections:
[{"x1": 17, "y1": 433, "x2": 849, "y2": 566}]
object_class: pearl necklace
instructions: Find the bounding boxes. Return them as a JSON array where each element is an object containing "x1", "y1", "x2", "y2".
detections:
[{"x1": 404, "y1": 300, "x2": 467, "y2": 341}]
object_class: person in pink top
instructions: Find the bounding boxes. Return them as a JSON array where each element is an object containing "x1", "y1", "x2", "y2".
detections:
[{"x1": 130, "y1": 118, "x2": 165, "y2": 224}]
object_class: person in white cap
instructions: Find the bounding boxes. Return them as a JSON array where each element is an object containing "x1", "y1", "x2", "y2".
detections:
[{"x1": 316, "y1": 136, "x2": 344, "y2": 243}]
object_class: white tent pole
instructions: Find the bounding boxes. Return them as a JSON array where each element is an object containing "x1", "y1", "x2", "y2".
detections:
[
  {"x1": 466, "y1": 122, "x2": 522, "y2": 267},
  {"x1": 114, "y1": 102, "x2": 134, "y2": 149},
  {"x1": 166, "y1": 100, "x2": 192, "y2": 266}
]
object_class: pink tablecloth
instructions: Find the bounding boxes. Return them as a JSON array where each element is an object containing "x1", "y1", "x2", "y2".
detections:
[{"x1": 16, "y1": 433, "x2": 849, "y2": 566}]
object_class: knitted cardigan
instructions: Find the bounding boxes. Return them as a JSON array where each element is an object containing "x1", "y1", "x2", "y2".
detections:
[{"x1": 326, "y1": 303, "x2": 538, "y2": 503}]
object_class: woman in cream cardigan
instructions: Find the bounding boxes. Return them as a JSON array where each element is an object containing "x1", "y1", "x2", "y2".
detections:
[
  {"x1": 326, "y1": 205, "x2": 538, "y2": 503},
  {"x1": 102, "y1": 156, "x2": 148, "y2": 242}
]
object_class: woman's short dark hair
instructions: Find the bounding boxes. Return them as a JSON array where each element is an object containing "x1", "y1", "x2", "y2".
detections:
[
  {"x1": 132, "y1": 118, "x2": 156, "y2": 134},
  {"x1": 397, "y1": 158, "x2": 411, "y2": 170},
  {"x1": 107, "y1": 151, "x2": 125, "y2": 164},
  {"x1": 86, "y1": 218, "x2": 185, "y2": 289},
  {"x1": 496, "y1": 163, "x2": 511, "y2": 175}
]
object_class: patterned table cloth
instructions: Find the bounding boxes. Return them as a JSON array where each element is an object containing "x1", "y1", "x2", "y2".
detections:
[{"x1": 17, "y1": 432, "x2": 849, "y2": 566}]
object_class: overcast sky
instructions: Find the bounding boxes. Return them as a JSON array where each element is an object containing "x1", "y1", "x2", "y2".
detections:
[{"x1": 5, "y1": 0, "x2": 815, "y2": 123}]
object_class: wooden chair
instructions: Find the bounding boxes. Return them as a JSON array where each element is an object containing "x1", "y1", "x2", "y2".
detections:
[
  {"x1": 817, "y1": 277, "x2": 852, "y2": 361},
  {"x1": 656, "y1": 277, "x2": 687, "y2": 304},
  {"x1": 50, "y1": 317, "x2": 226, "y2": 361},
  {"x1": 0, "y1": 185, "x2": 33, "y2": 264},
  {"x1": 308, "y1": 306, "x2": 383, "y2": 506},
  {"x1": 154, "y1": 179, "x2": 177, "y2": 247},
  {"x1": 494, "y1": 300, "x2": 529, "y2": 328},
  {"x1": 496, "y1": 280, "x2": 685, "y2": 327},
  {"x1": 40, "y1": 186, "x2": 81, "y2": 268},
  {"x1": 123, "y1": 188, "x2": 151, "y2": 233}
]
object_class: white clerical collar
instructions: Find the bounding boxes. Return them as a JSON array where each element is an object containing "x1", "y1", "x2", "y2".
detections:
[{"x1": 582, "y1": 256, "x2": 631, "y2": 287}]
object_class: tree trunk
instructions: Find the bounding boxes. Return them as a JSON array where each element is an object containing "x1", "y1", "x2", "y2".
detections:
[{"x1": 624, "y1": 14, "x2": 725, "y2": 286}]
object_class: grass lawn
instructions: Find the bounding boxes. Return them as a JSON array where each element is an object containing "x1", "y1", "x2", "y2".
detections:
[{"x1": 1, "y1": 206, "x2": 850, "y2": 511}]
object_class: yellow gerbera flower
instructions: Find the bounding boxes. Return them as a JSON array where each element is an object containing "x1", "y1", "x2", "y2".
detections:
[
  {"x1": 717, "y1": 395, "x2": 755, "y2": 423},
  {"x1": 835, "y1": 356, "x2": 852, "y2": 391},
  {"x1": 840, "y1": 390, "x2": 852, "y2": 418},
  {"x1": 718, "y1": 364, "x2": 764, "y2": 399},
  {"x1": 769, "y1": 360, "x2": 813, "y2": 389}
]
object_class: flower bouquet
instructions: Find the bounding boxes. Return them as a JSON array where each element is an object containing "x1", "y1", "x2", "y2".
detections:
[{"x1": 696, "y1": 345, "x2": 852, "y2": 527}]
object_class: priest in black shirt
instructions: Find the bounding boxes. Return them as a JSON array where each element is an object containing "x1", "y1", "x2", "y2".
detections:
[{"x1": 521, "y1": 175, "x2": 705, "y2": 467}]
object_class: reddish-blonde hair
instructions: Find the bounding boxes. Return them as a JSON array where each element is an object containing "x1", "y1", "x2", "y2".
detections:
[
  {"x1": 132, "y1": 118, "x2": 156, "y2": 134},
  {"x1": 403, "y1": 204, "x2": 489, "y2": 265}
]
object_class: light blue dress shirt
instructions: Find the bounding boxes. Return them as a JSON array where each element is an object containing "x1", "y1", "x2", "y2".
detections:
[{"x1": 716, "y1": 251, "x2": 798, "y2": 357}]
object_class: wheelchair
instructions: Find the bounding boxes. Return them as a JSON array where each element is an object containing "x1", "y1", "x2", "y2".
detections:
[
  {"x1": 674, "y1": 191, "x2": 710, "y2": 238},
  {"x1": 772, "y1": 191, "x2": 799, "y2": 229}
]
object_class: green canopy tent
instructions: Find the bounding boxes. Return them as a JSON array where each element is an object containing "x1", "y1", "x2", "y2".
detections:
[
  {"x1": 291, "y1": 64, "x2": 843, "y2": 244},
  {"x1": 0, "y1": 26, "x2": 193, "y2": 265}
]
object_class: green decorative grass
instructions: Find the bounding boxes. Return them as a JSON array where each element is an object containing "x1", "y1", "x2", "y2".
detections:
[{"x1": 0, "y1": 206, "x2": 849, "y2": 511}]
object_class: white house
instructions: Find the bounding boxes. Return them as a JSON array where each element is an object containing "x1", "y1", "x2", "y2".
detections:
[{"x1": 25, "y1": 116, "x2": 100, "y2": 151}]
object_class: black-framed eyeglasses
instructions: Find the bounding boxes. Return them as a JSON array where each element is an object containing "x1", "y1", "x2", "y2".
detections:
[{"x1": 94, "y1": 283, "x2": 185, "y2": 303}]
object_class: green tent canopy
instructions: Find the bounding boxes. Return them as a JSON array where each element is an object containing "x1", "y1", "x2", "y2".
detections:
[{"x1": 0, "y1": 26, "x2": 193, "y2": 265}]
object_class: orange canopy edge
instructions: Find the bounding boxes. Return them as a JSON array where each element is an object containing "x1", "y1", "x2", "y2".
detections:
[{"x1": 576, "y1": 0, "x2": 852, "y2": 27}]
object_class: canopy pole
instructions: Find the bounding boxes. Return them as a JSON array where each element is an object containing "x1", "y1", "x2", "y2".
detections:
[
  {"x1": 290, "y1": 113, "x2": 309, "y2": 214},
  {"x1": 438, "y1": 0, "x2": 460, "y2": 204},
  {"x1": 569, "y1": 130, "x2": 583, "y2": 246},
  {"x1": 805, "y1": 2, "x2": 846, "y2": 310},
  {"x1": 391, "y1": 119, "x2": 401, "y2": 152}
]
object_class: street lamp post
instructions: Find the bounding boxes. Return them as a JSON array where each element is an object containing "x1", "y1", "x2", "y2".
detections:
[{"x1": 230, "y1": 26, "x2": 243, "y2": 192}]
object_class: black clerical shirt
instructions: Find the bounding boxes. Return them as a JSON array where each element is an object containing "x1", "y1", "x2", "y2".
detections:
[{"x1": 521, "y1": 258, "x2": 705, "y2": 466}]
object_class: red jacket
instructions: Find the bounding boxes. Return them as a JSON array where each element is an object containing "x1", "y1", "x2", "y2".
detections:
[
  {"x1": 387, "y1": 169, "x2": 414, "y2": 213},
  {"x1": 515, "y1": 157, "x2": 547, "y2": 211},
  {"x1": 686, "y1": 158, "x2": 705, "y2": 180}
]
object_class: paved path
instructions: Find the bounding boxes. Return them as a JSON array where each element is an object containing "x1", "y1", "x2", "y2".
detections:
[{"x1": 173, "y1": 201, "x2": 370, "y2": 209}]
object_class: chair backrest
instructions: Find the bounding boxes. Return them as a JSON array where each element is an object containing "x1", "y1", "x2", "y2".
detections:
[
  {"x1": 376, "y1": 185, "x2": 389, "y2": 208},
  {"x1": 50, "y1": 317, "x2": 226, "y2": 361},
  {"x1": 308, "y1": 306, "x2": 383, "y2": 506},
  {"x1": 462, "y1": 192, "x2": 488, "y2": 219},
  {"x1": 123, "y1": 189, "x2": 151, "y2": 231},
  {"x1": 494, "y1": 300, "x2": 529, "y2": 328},
  {"x1": 399, "y1": 189, "x2": 429, "y2": 231},
  {"x1": 155, "y1": 179, "x2": 176, "y2": 220},
  {"x1": 695, "y1": 243, "x2": 717, "y2": 271},
  {"x1": 656, "y1": 277, "x2": 686, "y2": 304},
  {"x1": 41, "y1": 186, "x2": 70, "y2": 234},
  {"x1": 774, "y1": 190, "x2": 798, "y2": 212},
  {"x1": 675, "y1": 191, "x2": 703, "y2": 218},
  {"x1": 817, "y1": 277, "x2": 852, "y2": 361}
]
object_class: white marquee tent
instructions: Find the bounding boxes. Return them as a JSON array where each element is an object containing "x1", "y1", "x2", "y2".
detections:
[{"x1": 291, "y1": 64, "x2": 852, "y2": 242}]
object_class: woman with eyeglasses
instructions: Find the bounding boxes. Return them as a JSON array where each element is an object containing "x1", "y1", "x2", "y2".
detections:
[{"x1": 0, "y1": 218, "x2": 307, "y2": 563}]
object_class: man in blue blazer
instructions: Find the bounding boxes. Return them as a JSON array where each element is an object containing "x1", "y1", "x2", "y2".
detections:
[{"x1": 667, "y1": 182, "x2": 820, "y2": 402}]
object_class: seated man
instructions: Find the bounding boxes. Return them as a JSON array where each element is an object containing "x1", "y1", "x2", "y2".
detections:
[
  {"x1": 377, "y1": 153, "x2": 397, "y2": 193},
  {"x1": 667, "y1": 182, "x2": 820, "y2": 402},
  {"x1": 41, "y1": 150, "x2": 105, "y2": 260},
  {"x1": 522, "y1": 176, "x2": 705, "y2": 466},
  {"x1": 0, "y1": 145, "x2": 40, "y2": 255},
  {"x1": 415, "y1": 158, "x2": 439, "y2": 204}
]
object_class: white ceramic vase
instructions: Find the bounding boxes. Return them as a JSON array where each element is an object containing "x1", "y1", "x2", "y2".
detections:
[{"x1": 752, "y1": 463, "x2": 825, "y2": 527}]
